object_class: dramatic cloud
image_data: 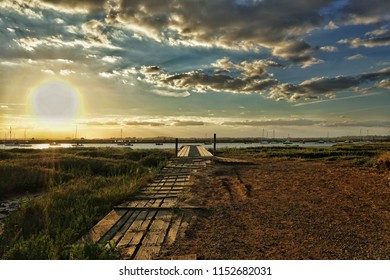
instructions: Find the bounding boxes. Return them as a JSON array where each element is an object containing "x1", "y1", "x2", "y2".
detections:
[
  {"x1": 147, "y1": 70, "x2": 278, "y2": 95},
  {"x1": 103, "y1": 0, "x2": 336, "y2": 66},
  {"x1": 339, "y1": 28, "x2": 390, "y2": 48},
  {"x1": 339, "y1": 0, "x2": 390, "y2": 25},
  {"x1": 269, "y1": 68, "x2": 390, "y2": 101},
  {"x1": 272, "y1": 40, "x2": 323, "y2": 67},
  {"x1": 377, "y1": 79, "x2": 390, "y2": 90}
]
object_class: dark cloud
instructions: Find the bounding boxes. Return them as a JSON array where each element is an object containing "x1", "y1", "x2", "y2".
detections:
[
  {"x1": 339, "y1": 0, "x2": 390, "y2": 25},
  {"x1": 158, "y1": 71, "x2": 278, "y2": 94},
  {"x1": 360, "y1": 68, "x2": 390, "y2": 81},
  {"x1": 112, "y1": 0, "x2": 334, "y2": 65},
  {"x1": 173, "y1": 121, "x2": 205, "y2": 126},
  {"x1": 139, "y1": 57, "x2": 280, "y2": 94},
  {"x1": 273, "y1": 40, "x2": 321, "y2": 67},
  {"x1": 124, "y1": 121, "x2": 165, "y2": 126},
  {"x1": 140, "y1": 65, "x2": 161, "y2": 74},
  {"x1": 338, "y1": 27, "x2": 390, "y2": 48},
  {"x1": 270, "y1": 67, "x2": 390, "y2": 101}
]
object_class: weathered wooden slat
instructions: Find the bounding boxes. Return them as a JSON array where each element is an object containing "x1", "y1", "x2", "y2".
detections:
[
  {"x1": 84, "y1": 209, "x2": 126, "y2": 243},
  {"x1": 100, "y1": 200, "x2": 152, "y2": 245},
  {"x1": 165, "y1": 213, "x2": 183, "y2": 245},
  {"x1": 116, "y1": 210, "x2": 156, "y2": 252},
  {"x1": 106, "y1": 210, "x2": 140, "y2": 247}
]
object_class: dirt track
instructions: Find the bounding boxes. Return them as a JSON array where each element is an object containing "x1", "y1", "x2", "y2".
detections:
[{"x1": 158, "y1": 158, "x2": 390, "y2": 259}]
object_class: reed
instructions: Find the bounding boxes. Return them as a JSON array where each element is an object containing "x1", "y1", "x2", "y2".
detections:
[{"x1": 0, "y1": 148, "x2": 172, "y2": 259}]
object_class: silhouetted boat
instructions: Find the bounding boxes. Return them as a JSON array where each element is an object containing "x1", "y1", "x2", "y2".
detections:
[
  {"x1": 4, "y1": 142, "x2": 21, "y2": 147},
  {"x1": 72, "y1": 143, "x2": 84, "y2": 147}
]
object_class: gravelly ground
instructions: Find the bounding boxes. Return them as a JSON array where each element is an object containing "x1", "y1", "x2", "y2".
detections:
[{"x1": 159, "y1": 158, "x2": 390, "y2": 260}]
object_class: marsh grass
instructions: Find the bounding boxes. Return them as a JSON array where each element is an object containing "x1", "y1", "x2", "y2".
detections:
[
  {"x1": 0, "y1": 148, "x2": 172, "y2": 259},
  {"x1": 217, "y1": 143, "x2": 389, "y2": 163}
]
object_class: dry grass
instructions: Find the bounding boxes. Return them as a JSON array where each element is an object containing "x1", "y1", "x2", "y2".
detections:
[{"x1": 377, "y1": 151, "x2": 390, "y2": 171}]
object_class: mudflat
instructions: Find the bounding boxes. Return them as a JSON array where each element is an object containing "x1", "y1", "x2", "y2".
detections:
[{"x1": 159, "y1": 157, "x2": 390, "y2": 259}]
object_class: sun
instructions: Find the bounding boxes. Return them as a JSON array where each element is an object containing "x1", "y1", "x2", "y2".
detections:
[{"x1": 28, "y1": 79, "x2": 83, "y2": 124}]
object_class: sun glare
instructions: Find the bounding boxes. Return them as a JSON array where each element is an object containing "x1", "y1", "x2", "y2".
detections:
[{"x1": 28, "y1": 80, "x2": 83, "y2": 124}]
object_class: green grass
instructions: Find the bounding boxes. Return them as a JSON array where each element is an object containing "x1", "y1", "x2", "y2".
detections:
[
  {"x1": 0, "y1": 147, "x2": 172, "y2": 259},
  {"x1": 216, "y1": 143, "x2": 390, "y2": 163}
]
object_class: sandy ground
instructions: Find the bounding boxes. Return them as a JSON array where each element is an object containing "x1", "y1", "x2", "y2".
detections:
[{"x1": 159, "y1": 157, "x2": 390, "y2": 260}]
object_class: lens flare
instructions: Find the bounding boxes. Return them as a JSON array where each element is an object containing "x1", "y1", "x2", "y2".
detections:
[{"x1": 28, "y1": 79, "x2": 83, "y2": 124}]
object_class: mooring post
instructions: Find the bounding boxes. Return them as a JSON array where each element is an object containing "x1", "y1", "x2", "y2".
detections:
[
  {"x1": 213, "y1": 133, "x2": 216, "y2": 156},
  {"x1": 175, "y1": 138, "x2": 178, "y2": 157}
]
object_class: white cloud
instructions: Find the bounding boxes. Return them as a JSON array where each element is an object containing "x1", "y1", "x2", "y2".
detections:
[
  {"x1": 102, "y1": 56, "x2": 120, "y2": 63},
  {"x1": 41, "y1": 69, "x2": 55, "y2": 75},
  {"x1": 320, "y1": 46, "x2": 338, "y2": 52},
  {"x1": 153, "y1": 89, "x2": 191, "y2": 98},
  {"x1": 324, "y1": 21, "x2": 339, "y2": 30},
  {"x1": 346, "y1": 54, "x2": 365, "y2": 60},
  {"x1": 59, "y1": 69, "x2": 75, "y2": 76}
]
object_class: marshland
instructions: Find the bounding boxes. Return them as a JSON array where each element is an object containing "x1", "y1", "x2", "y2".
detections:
[{"x1": 0, "y1": 143, "x2": 389, "y2": 259}]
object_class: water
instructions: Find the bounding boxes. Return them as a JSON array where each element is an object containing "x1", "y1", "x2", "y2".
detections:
[
  {"x1": 0, "y1": 193, "x2": 41, "y2": 231},
  {"x1": 0, "y1": 141, "x2": 337, "y2": 150}
]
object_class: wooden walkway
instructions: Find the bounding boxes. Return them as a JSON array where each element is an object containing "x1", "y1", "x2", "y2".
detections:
[{"x1": 83, "y1": 145, "x2": 213, "y2": 259}]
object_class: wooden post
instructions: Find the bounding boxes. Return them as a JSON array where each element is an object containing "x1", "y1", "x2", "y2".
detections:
[
  {"x1": 213, "y1": 133, "x2": 216, "y2": 156},
  {"x1": 175, "y1": 138, "x2": 178, "y2": 157}
]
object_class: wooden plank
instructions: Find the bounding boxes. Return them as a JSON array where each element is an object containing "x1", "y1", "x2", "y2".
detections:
[
  {"x1": 134, "y1": 210, "x2": 173, "y2": 259},
  {"x1": 84, "y1": 209, "x2": 126, "y2": 243},
  {"x1": 165, "y1": 213, "x2": 183, "y2": 245},
  {"x1": 107, "y1": 210, "x2": 141, "y2": 247},
  {"x1": 197, "y1": 146, "x2": 213, "y2": 157},
  {"x1": 117, "y1": 210, "x2": 156, "y2": 249},
  {"x1": 100, "y1": 200, "x2": 152, "y2": 246}
]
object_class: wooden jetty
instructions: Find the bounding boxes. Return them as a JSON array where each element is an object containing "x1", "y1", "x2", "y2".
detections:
[{"x1": 82, "y1": 145, "x2": 213, "y2": 259}]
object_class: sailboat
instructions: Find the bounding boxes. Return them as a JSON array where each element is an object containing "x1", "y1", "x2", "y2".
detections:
[
  {"x1": 19, "y1": 129, "x2": 32, "y2": 147},
  {"x1": 116, "y1": 129, "x2": 133, "y2": 146},
  {"x1": 4, "y1": 127, "x2": 21, "y2": 146},
  {"x1": 72, "y1": 126, "x2": 84, "y2": 147},
  {"x1": 283, "y1": 134, "x2": 293, "y2": 145}
]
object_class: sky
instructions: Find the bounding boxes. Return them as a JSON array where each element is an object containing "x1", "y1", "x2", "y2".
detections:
[{"x1": 0, "y1": 0, "x2": 389, "y2": 140}]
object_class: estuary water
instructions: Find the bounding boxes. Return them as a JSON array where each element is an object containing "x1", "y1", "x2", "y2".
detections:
[{"x1": 0, "y1": 141, "x2": 336, "y2": 150}]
